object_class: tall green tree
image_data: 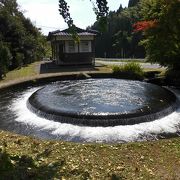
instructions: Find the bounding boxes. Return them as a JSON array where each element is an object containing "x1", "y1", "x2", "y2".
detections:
[
  {"x1": 128, "y1": 0, "x2": 140, "y2": 7},
  {"x1": 91, "y1": 2, "x2": 145, "y2": 58},
  {"x1": 0, "y1": 0, "x2": 46, "y2": 72},
  {"x1": 137, "y1": 0, "x2": 180, "y2": 69},
  {"x1": 0, "y1": 42, "x2": 11, "y2": 78}
]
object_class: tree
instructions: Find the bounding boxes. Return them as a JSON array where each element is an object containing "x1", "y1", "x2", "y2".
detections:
[
  {"x1": 135, "y1": 0, "x2": 180, "y2": 69},
  {"x1": 90, "y1": 2, "x2": 145, "y2": 58},
  {"x1": 0, "y1": 42, "x2": 11, "y2": 78},
  {"x1": 128, "y1": 0, "x2": 140, "y2": 7},
  {"x1": 113, "y1": 31, "x2": 131, "y2": 58},
  {"x1": 0, "y1": 0, "x2": 46, "y2": 71}
]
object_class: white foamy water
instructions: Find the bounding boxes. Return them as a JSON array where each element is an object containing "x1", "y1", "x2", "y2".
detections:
[{"x1": 11, "y1": 88, "x2": 180, "y2": 143}]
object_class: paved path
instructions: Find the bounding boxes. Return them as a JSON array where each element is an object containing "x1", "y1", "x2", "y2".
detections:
[{"x1": 96, "y1": 60, "x2": 165, "y2": 69}]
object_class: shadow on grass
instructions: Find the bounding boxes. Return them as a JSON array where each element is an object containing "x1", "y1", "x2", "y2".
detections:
[
  {"x1": 40, "y1": 61, "x2": 97, "y2": 74},
  {"x1": 0, "y1": 147, "x2": 92, "y2": 179},
  {"x1": 0, "y1": 142, "x2": 125, "y2": 179},
  {"x1": 111, "y1": 173, "x2": 124, "y2": 180},
  {"x1": 0, "y1": 149, "x2": 64, "y2": 180}
]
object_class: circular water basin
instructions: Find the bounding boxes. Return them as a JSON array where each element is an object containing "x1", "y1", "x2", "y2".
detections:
[{"x1": 27, "y1": 79, "x2": 177, "y2": 126}]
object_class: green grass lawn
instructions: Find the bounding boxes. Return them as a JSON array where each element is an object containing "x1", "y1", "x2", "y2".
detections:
[
  {"x1": 1, "y1": 61, "x2": 40, "y2": 83},
  {"x1": 96, "y1": 58, "x2": 146, "y2": 63},
  {"x1": 0, "y1": 131, "x2": 180, "y2": 179},
  {"x1": 0, "y1": 62, "x2": 180, "y2": 179}
]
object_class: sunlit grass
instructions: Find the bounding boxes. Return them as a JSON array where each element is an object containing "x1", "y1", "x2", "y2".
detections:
[
  {"x1": 1, "y1": 62, "x2": 40, "y2": 83},
  {"x1": 0, "y1": 130, "x2": 180, "y2": 179},
  {"x1": 96, "y1": 58, "x2": 146, "y2": 63}
]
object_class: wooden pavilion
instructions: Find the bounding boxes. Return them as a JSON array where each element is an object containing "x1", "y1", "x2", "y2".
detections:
[{"x1": 48, "y1": 27, "x2": 98, "y2": 66}]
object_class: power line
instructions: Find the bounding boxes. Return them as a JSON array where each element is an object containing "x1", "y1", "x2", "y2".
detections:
[
  {"x1": 37, "y1": 26, "x2": 59, "y2": 29},
  {"x1": 36, "y1": 25, "x2": 63, "y2": 30}
]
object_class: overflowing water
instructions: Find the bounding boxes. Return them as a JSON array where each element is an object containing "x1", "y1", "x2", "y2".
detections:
[
  {"x1": 0, "y1": 79, "x2": 179, "y2": 143},
  {"x1": 27, "y1": 79, "x2": 177, "y2": 127}
]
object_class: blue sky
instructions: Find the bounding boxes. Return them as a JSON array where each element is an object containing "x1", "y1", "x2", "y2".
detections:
[{"x1": 17, "y1": 0, "x2": 128, "y2": 35}]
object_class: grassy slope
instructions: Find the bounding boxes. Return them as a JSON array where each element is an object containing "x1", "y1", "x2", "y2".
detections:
[
  {"x1": 1, "y1": 62, "x2": 39, "y2": 83},
  {"x1": 0, "y1": 131, "x2": 180, "y2": 179},
  {"x1": 0, "y1": 62, "x2": 180, "y2": 179}
]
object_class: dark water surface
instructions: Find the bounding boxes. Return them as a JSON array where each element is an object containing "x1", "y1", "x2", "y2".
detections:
[
  {"x1": 28, "y1": 79, "x2": 177, "y2": 126},
  {"x1": 0, "y1": 78, "x2": 180, "y2": 143}
]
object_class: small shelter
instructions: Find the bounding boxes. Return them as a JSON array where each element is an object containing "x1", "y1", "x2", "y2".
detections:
[{"x1": 48, "y1": 27, "x2": 98, "y2": 66}]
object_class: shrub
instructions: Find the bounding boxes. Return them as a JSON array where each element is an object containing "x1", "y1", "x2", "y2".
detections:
[
  {"x1": 112, "y1": 62, "x2": 144, "y2": 80},
  {"x1": 165, "y1": 69, "x2": 180, "y2": 86},
  {"x1": 144, "y1": 70, "x2": 161, "y2": 79}
]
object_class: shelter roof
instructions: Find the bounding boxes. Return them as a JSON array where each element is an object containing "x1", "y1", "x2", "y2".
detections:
[{"x1": 48, "y1": 26, "x2": 99, "y2": 39}]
